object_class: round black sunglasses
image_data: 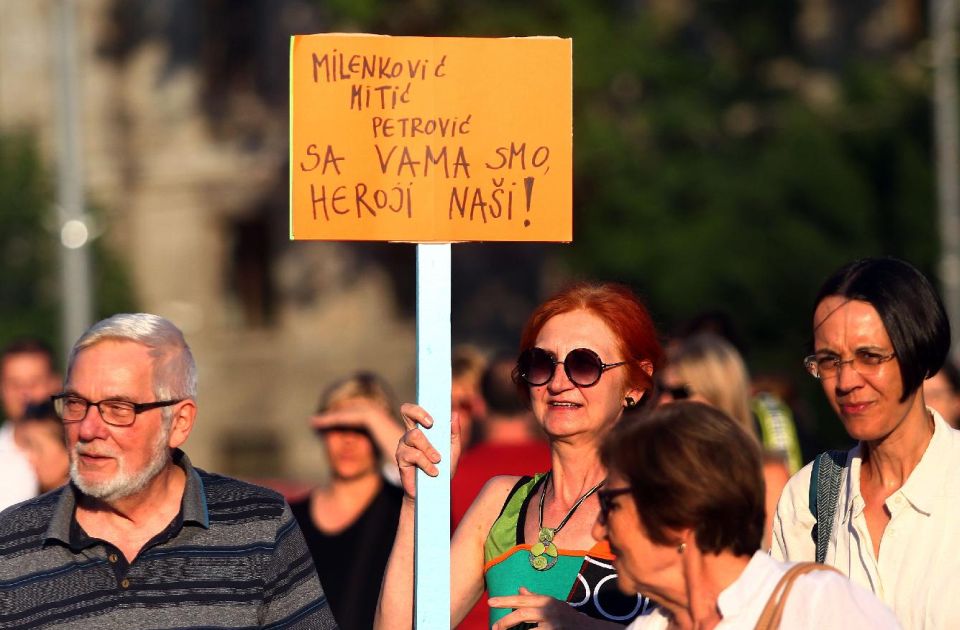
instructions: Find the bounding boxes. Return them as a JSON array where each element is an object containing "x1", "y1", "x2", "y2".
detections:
[{"x1": 517, "y1": 347, "x2": 627, "y2": 388}]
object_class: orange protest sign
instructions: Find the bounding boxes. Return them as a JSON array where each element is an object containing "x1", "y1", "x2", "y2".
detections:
[{"x1": 289, "y1": 34, "x2": 572, "y2": 242}]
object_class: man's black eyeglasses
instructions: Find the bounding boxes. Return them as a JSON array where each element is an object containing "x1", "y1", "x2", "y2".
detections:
[{"x1": 51, "y1": 393, "x2": 184, "y2": 427}]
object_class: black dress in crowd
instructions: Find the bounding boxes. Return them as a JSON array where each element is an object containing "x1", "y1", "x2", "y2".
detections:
[{"x1": 290, "y1": 479, "x2": 403, "y2": 630}]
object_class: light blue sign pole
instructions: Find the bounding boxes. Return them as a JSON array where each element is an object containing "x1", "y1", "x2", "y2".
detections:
[{"x1": 415, "y1": 243, "x2": 452, "y2": 629}]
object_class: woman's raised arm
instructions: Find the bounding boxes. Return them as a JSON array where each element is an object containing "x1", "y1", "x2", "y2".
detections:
[{"x1": 374, "y1": 404, "x2": 517, "y2": 629}]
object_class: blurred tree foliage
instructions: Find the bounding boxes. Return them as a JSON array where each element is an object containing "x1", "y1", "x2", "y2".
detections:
[
  {"x1": 316, "y1": 0, "x2": 936, "y2": 448},
  {"x1": 318, "y1": 0, "x2": 934, "y2": 359},
  {"x1": 0, "y1": 132, "x2": 137, "y2": 360},
  {"x1": 0, "y1": 134, "x2": 58, "y2": 346}
]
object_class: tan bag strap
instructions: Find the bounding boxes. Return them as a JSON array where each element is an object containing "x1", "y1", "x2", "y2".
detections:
[{"x1": 754, "y1": 562, "x2": 841, "y2": 630}]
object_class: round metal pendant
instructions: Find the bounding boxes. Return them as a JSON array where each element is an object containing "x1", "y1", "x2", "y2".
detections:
[
  {"x1": 529, "y1": 550, "x2": 558, "y2": 571},
  {"x1": 528, "y1": 538, "x2": 560, "y2": 571}
]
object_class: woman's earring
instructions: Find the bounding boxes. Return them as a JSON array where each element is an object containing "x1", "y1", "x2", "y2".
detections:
[
  {"x1": 677, "y1": 543, "x2": 686, "y2": 554},
  {"x1": 624, "y1": 397, "x2": 636, "y2": 409}
]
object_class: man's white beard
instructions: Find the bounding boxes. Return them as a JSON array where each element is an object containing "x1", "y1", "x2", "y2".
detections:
[{"x1": 70, "y1": 422, "x2": 172, "y2": 502}]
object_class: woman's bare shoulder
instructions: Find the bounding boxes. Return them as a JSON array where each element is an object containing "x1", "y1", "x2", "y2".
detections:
[
  {"x1": 455, "y1": 474, "x2": 537, "y2": 540},
  {"x1": 473, "y1": 475, "x2": 528, "y2": 512}
]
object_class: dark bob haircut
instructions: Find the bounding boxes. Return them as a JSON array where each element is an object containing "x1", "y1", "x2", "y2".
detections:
[
  {"x1": 601, "y1": 401, "x2": 764, "y2": 557},
  {"x1": 814, "y1": 257, "x2": 950, "y2": 402}
]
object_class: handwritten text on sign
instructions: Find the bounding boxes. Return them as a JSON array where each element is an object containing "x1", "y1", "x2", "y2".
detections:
[{"x1": 290, "y1": 35, "x2": 572, "y2": 242}]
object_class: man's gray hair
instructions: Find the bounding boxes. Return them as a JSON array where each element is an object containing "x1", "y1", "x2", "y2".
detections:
[{"x1": 67, "y1": 314, "x2": 198, "y2": 411}]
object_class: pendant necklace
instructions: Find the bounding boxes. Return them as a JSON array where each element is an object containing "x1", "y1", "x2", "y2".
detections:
[{"x1": 529, "y1": 471, "x2": 605, "y2": 571}]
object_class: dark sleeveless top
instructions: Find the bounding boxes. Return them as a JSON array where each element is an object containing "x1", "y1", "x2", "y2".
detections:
[
  {"x1": 483, "y1": 473, "x2": 652, "y2": 627},
  {"x1": 291, "y1": 480, "x2": 402, "y2": 630}
]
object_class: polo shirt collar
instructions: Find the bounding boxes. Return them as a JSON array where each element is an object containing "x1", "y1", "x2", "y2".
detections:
[
  {"x1": 44, "y1": 482, "x2": 78, "y2": 545},
  {"x1": 43, "y1": 448, "x2": 209, "y2": 548},
  {"x1": 177, "y1": 450, "x2": 210, "y2": 528}
]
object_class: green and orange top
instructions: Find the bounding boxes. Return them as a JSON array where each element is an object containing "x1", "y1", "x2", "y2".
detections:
[{"x1": 483, "y1": 473, "x2": 652, "y2": 627}]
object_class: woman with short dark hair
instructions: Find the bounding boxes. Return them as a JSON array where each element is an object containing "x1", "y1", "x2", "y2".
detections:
[
  {"x1": 597, "y1": 402, "x2": 898, "y2": 629},
  {"x1": 773, "y1": 257, "x2": 960, "y2": 628}
]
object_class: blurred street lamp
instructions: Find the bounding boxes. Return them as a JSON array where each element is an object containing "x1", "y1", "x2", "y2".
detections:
[
  {"x1": 932, "y1": 0, "x2": 960, "y2": 362},
  {"x1": 55, "y1": 0, "x2": 93, "y2": 351}
]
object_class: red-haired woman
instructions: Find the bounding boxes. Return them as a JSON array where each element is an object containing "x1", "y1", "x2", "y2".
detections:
[{"x1": 376, "y1": 283, "x2": 665, "y2": 629}]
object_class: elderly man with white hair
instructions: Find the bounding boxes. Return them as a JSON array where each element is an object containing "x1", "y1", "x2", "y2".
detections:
[{"x1": 0, "y1": 313, "x2": 337, "y2": 629}]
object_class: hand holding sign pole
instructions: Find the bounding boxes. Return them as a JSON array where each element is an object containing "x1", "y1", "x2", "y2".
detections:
[{"x1": 290, "y1": 34, "x2": 571, "y2": 628}]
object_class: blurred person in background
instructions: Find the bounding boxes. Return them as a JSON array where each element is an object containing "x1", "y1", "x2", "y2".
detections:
[
  {"x1": 18, "y1": 401, "x2": 69, "y2": 493},
  {"x1": 379, "y1": 282, "x2": 664, "y2": 629},
  {"x1": 0, "y1": 338, "x2": 60, "y2": 509},
  {"x1": 921, "y1": 358, "x2": 960, "y2": 429},
  {"x1": 595, "y1": 401, "x2": 899, "y2": 629},
  {"x1": 750, "y1": 373, "x2": 805, "y2": 473},
  {"x1": 452, "y1": 344, "x2": 489, "y2": 450},
  {"x1": 658, "y1": 333, "x2": 754, "y2": 431},
  {"x1": 293, "y1": 371, "x2": 405, "y2": 630},
  {"x1": 774, "y1": 257, "x2": 960, "y2": 628},
  {"x1": 452, "y1": 354, "x2": 553, "y2": 630},
  {"x1": 661, "y1": 332, "x2": 803, "y2": 473},
  {"x1": 657, "y1": 332, "x2": 794, "y2": 549}
]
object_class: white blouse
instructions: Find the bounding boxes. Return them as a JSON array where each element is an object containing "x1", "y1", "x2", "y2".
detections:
[
  {"x1": 0, "y1": 422, "x2": 38, "y2": 511},
  {"x1": 773, "y1": 411, "x2": 960, "y2": 629},
  {"x1": 625, "y1": 551, "x2": 898, "y2": 629}
]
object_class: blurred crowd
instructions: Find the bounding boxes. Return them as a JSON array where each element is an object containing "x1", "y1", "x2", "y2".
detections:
[{"x1": 2, "y1": 256, "x2": 960, "y2": 629}]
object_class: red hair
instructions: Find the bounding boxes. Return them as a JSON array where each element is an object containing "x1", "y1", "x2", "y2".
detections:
[{"x1": 516, "y1": 282, "x2": 664, "y2": 403}]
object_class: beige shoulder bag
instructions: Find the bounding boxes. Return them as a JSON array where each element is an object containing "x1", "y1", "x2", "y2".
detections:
[{"x1": 754, "y1": 562, "x2": 841, "y2": 630}]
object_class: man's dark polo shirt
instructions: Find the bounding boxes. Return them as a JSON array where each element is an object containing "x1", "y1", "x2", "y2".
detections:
[{"x1": 0, "y1": 450, "x2": 338, "y2": 629}]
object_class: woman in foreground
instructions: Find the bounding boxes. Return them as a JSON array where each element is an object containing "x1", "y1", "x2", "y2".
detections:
[
  {"x1": 596, "y1": 401, "x2": 899, "y2": 629},
  {"x1": 377, "y1": 282, "x2": 664, "y2": 628}
]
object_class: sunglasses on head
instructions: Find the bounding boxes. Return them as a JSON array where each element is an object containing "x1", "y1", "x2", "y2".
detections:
[{"x1": 517, "y1": 347, "x2": 627, "y2": 388}]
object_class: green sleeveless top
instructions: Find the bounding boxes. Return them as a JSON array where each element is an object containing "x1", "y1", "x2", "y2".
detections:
[{"x1": 483, "y1": 474, "x2": 650, "y2": 627}]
